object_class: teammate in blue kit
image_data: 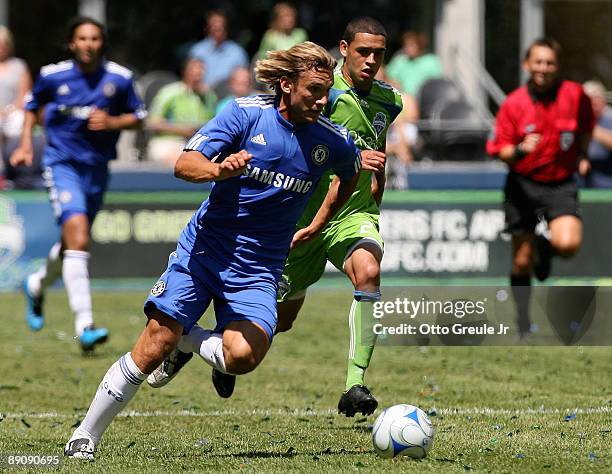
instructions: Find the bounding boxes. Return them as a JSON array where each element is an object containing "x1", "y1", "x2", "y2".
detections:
[
  {"x1": 11, "y1": 16, "x2": 146, "y2": 351},
  {"x1": 65, "y1": 41, "x2": 360, "y2": 460}
]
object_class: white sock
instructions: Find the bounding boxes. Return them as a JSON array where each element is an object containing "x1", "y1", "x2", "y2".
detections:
[
  {"x1": 70, "y1": 353, "x2": 145, "y2": 445},
  {"x1": 178, "y1": 325, "x2": 228, "y2": 373},
  {"x1": 27, "y1": 242, "x2": 63, "y2": 297},
  {"x1": 62, "y1": 250, "x2": 93, "y2": 336}
]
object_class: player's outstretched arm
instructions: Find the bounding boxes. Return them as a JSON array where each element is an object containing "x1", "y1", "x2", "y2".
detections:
[
  {"x1": 9, "y1": 109, "x2": 37, "y2": 167},
  {"x1": 174, "y1": 150, "x2": 252, "y2": 183},
  {"x1": 291, "y1": 173, "x2": 359, "y2": 248}
]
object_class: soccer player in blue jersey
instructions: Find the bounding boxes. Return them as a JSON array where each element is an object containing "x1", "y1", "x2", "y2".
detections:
[
  {"x1": 64, "y1": 41, "x2": 360, "y2": 460},
  {"x1": 11, "y1": 16, "x2": 146, "y2": 351}
]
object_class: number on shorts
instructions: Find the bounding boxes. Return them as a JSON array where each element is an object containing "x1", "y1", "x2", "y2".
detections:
[{"x1": 359, "y1": 222, "x2": 374, "y2": 234}]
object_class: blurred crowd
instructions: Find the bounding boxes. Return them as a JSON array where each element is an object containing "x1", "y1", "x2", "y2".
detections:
[{"x1": 1, "y1": 3, "x2": 612, "y2": 191}]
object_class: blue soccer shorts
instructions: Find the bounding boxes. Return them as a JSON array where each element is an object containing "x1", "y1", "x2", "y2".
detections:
[
  {"x1": 42, "y1": 155, "x2": 109, "y2": 225},
  {"x1": 144, "y1": 247, "x2": 278, "y2": 342}
]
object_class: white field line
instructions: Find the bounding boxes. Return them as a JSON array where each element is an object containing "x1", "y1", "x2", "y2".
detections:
[{"x1": 1, "y1": 406, "x2": 610, "y2": 419}]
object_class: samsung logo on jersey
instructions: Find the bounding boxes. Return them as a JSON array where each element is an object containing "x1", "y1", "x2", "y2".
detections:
[
  {"x1": 57, "y1": 104, "x2": 93, "y2": 119},
  {"x1": 243, "y1": 165, "x2": 313, "y2": 194}
]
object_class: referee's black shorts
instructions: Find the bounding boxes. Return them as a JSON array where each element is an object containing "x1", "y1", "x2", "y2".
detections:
[{"x1": 503, "y1": 171, "x2": 581, "y2": 234}]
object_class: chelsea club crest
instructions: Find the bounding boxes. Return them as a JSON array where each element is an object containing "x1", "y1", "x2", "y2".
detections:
[
  {"x1": 103, "y1": 82, "x2": 117, "y2": 97},
  {"x1": 150, "y1": 280, "x2": 166, "y2": 296},
  {"x1": 311, "y1": 145, "x2": 329, "y2": 165}
]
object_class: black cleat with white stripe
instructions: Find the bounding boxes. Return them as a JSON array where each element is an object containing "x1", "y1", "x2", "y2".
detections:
[{"x1": 338, "y1": 385, "x2": 378, "y2": 417}]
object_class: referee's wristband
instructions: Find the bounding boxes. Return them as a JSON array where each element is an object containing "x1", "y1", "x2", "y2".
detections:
[{"x1": 512, "y1": 143, "x2": 528, "y2": 161}]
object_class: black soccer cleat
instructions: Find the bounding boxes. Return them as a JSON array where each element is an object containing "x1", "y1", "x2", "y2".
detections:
[
  {"x1": 212, "y1": 368, "x2": 235, "y2": 398},
  {"x1": 338, "y1": 385, "x2": 378, "y2": 417}
]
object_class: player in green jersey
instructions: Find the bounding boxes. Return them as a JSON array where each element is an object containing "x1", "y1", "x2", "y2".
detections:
[{"x1": 276, "y1": 17, "x2": 403, "y2": 417}]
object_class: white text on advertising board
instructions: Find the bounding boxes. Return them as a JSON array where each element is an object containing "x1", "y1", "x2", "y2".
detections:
[{"x1": 380, "y1": 209, "x2": 506, "y2": 273}]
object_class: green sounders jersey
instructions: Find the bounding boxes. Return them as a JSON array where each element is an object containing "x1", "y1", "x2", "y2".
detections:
[{"x1": 297, "y1": 68, "x2": 403, "y2": 227}]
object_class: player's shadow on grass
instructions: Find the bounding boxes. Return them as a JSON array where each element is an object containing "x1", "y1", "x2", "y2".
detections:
[
  {"x1": 209, "y1": 448, "x2": 366, "y2": 459},
  {"x1": 210, "y1": 451, "x2": 297, "y2": 459},
  {"x1": 329, "y1": 425, "x2": 372, "y2": 433},
  {"x1": 80, "y1": 351, "x2": 107, "y2": 359}
]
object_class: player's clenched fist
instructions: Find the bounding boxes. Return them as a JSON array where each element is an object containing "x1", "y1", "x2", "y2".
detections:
[
  {"x1": 359, "y1": 150, "x2": 386, "y2": 173},
  {"x1": 217, "y1": 150, "x2": 253, "y2": 179},
  {"x1": 518, "y1": 133, "x2": 541, "y2": 154},
  {"x1": 9, "y1": 145, "x2": 34, "y2": 167},
  {"x1": 88, "y1": 108, "x2": 111, "y2": 131}
]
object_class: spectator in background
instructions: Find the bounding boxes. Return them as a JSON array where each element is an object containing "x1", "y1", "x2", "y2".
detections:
[
  {"x1": 386, "y1": 31, "x2": 442, "y2": 97},
  {"x1": 384, "y1": 94, "x2": 419, "y2": 189},
  {"x1": 189, "y1": 10, "x2": 248, "y2": 89},
  {"x1": 375, "y1": 66, "x2": 419, "y2": 189},
  {"x1": 147, "y1": 58, "x2": 216, "y2": 166},
  {"x1": 256, "y1": 2, "x2": 308, "y2": 59},
  {"x1": 0, "y1": 25, "x2": 44, "y2": 189},
  {"x1": 215, "y1": 67, "x2": 258, "y2": 115},
  {"x1": 0, "y1": 25, "x2": 31, "y2": 134},
  {"x1": 583, "y1": 80, "x2": 612, "y2": 188}
]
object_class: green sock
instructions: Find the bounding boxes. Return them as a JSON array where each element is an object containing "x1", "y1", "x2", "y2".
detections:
[{"x1": 345, "y1": 298, "x2": 377, "y2": 391}]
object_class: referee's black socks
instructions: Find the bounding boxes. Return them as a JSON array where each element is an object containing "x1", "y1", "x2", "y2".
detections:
[{"x1": 510, "y1": 275, "x2": 532, "y2": 336}]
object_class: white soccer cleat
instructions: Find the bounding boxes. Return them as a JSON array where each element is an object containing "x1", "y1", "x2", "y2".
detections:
[
  {"x1": 64, "y1": 437, "x2": 95, "y2": 460},
  {"x1": 147, "y1": 348, "x2": 193, "y2": 388}
]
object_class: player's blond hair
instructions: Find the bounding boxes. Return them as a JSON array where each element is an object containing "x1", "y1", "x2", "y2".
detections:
[{"x1": 255, "y1": 41, "x2": 336, "y2": 91}]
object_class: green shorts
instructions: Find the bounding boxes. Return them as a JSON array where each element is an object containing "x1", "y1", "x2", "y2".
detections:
[{"x1": 278, "y1": 212, "x2": 383, "y2": 301}]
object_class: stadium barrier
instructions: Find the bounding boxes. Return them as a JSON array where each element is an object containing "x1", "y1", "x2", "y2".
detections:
[{"x1": 1, "y1": 190, "x2": 611, "y2": 291}]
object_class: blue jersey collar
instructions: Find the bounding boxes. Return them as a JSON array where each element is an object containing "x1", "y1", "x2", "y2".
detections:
[{"x1": 72, "y1": 58, "x2": 106, "y2": 77}]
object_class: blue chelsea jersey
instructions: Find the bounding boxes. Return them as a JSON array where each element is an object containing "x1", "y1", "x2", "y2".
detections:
[
  {"x1": 25, "y1": 59, "x2": 146, "y2": 166},
  {"x1": 180, "y1": 94, "x2": 361, "y2": 277}
]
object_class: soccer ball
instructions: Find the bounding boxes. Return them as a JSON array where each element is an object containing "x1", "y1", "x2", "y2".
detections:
[{"x1": 372, "y1": 404, "x2": 434, "y2": 459}]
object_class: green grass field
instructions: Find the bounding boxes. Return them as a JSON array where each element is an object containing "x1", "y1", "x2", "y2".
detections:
[{"x1": 0, "y1": 290, "x2": 610, "y2": 473}]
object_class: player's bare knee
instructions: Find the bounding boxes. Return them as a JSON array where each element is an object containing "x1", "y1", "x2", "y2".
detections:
[
  {"x1": 62, "y1": 215, "x2": 91, "y2": 250},
  {"x1": 354, "y1": 261, "x2": 381, "y2": 289},
  {"x1": 555, "y1": 241, "x2": 580, "y2": 258},
  {"x1": 224, "y1": 344, "x2": 261, "y2": 374},
  {"x1": 64, "y1": 232, "x2": 89, "y2": 252},
  {"x1": 223, "y1": 323, "x2": 269, "y2": 374}
]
